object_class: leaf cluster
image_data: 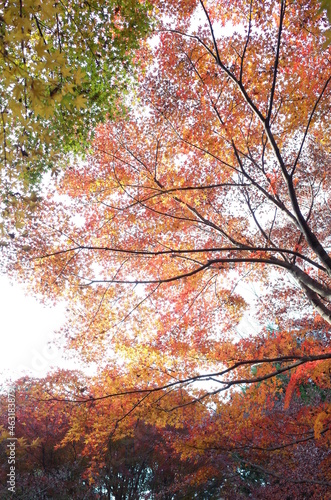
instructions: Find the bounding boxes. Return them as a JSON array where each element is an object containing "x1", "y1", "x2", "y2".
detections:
[{"x1": 0, "y1": 0, "x2": 153, "y2": 242}]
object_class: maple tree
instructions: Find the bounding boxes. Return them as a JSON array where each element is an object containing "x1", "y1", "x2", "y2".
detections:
[
  {"x1": 2, "y1": 0, "x2": 331, "y2": 495},
  {"x1": 10, "y1": 0, "x2": 331, "y2": 370},
  {"x1": 0, "y1": 0, "x2": 152, "y2": 242}
]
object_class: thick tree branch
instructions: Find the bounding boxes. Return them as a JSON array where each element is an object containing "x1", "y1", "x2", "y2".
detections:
[
  {"x1": 32, "y1": 245, "x2": 325, "y2": 271},
  {"x1": 194, "y1": 2, "x2": 331, "y2": 274}
]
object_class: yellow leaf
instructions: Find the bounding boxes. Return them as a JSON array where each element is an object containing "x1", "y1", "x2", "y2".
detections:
[
  {"x1": 35, "y1": 40, "x2": 47, "y2": 58},
  {"x1": 314, "y1": 411, "x2": 327, "y2": 439},
  {"x1": 75, "y1": 94, "x2": 87, "y2": 109},
  {"x1": 74, "y1": 67, "x2": 87, "y2": 86}
]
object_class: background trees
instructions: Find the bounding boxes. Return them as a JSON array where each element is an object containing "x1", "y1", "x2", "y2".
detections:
[
  {"x1": 1, "y1": 368, "x2": 330, "y2": 498},
  {"x1": 2, "y1": 0, "x2": 331, "y2": 496}
]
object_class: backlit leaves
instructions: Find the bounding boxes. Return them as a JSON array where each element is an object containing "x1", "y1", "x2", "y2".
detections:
[
  {"x1": 2, "y1": 0, "x2": 331, "y2": 495},
  {"x1": 0, "y1": 0, "x2": 152, "y2": 238}
]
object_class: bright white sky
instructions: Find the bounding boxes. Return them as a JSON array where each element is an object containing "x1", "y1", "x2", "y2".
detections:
[{"x1": 0, "y1": 275, "x2": 69, "y2": 381}]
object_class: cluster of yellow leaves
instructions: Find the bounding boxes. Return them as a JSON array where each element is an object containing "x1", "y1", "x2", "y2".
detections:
[
  {"x1": 0, "y1": 0, "x2": 88, "y2": 163},
  {"x1": 0, "y1": 0, "x2": 153, "y2": 244},
  {"x1": 314, "y1": 406, "x2": 330, "y2": 439}
]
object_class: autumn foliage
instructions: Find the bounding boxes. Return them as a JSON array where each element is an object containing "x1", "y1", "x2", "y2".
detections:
[
  {"x1": 1, "y1": 362, "x2": 330, "y2": 498},
  {"x1": 1, "y1": 0, "x2": 331, "y2": 496},
  {"x1": 0, "y1": 0, "x2": 152, "y2": 242}
]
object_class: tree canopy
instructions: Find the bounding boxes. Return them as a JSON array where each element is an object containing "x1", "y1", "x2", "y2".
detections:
[
  {"x1": 2, "y1": 0, "x2": 331, "y2": 497},
  {"x1": 0, "y1": 0, "x2": 152, "y2": 238}
]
